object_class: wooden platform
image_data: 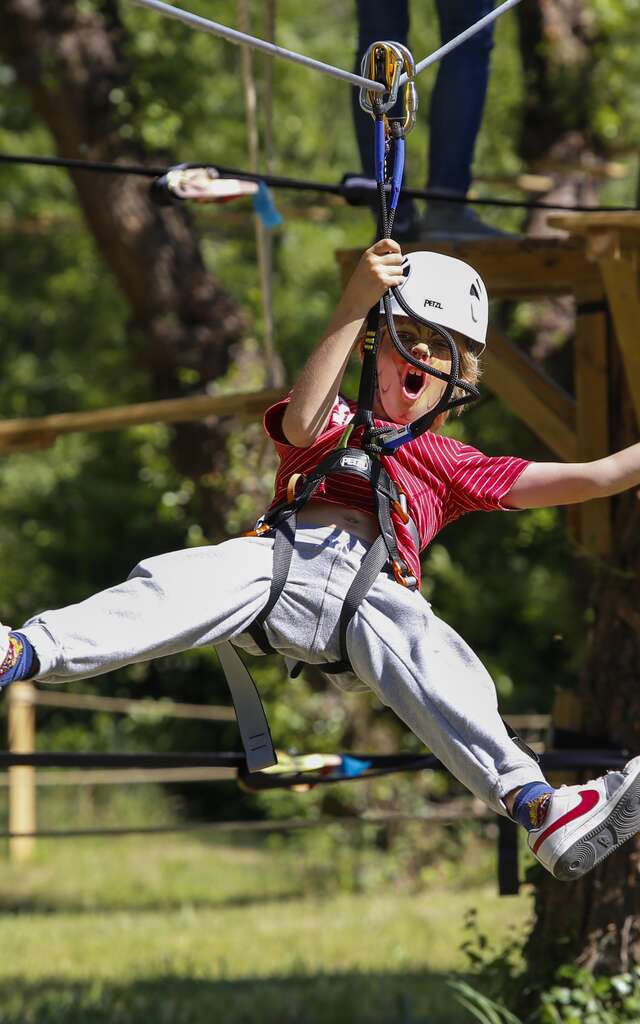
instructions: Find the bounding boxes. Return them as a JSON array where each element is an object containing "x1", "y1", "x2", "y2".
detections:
[
  {"x1": 338, "y1": 219, "x2": 640, "y2": 558},
  {"x1": 336, "y1": 236, "x2": 602, "y2": 300}
]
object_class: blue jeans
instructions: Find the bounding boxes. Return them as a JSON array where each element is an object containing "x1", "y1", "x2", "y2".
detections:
[{"x1": 353, "y1": 0, "x2": 495, "y2": 225}]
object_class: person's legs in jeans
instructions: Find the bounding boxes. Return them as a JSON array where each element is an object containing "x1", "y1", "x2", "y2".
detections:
[
  {"x1": 424, "y1": 0, "x2": 509, "y2": 237},
  {"x1": 429, "y1": 0, "x2": 495, "y2": 196},
  {"x1": 352, "y1": 0, "x2": 419, "y2": 238}
]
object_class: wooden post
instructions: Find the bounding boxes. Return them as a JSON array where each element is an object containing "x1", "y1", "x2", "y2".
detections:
[{"x1": 7, "y1": 681, "x2": 36, "y2": 862}]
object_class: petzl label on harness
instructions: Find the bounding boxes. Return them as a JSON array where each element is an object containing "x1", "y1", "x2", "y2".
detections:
[{"x1": 339, "y1": 452, "x2": 371, "y2": 473}]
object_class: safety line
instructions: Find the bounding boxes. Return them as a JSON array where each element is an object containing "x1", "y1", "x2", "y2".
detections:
[
  {"x1": 0, "y1": 749, "x2": 628, "y2": 772},
  {"x1": 0, "y1": 153, "x2": 167, "y2": 177},
  {"x1": 127, "y1": 0, "x2": 384, "y2": 93},
  {"x1": 1, "y1": 153, "x2": 637, "y2": 214},
  {"x1": 402, "y1": 0, "x2": 524, "y2": 83}
]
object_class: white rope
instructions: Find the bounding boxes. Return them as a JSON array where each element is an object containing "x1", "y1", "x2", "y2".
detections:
[
  {"x1": 401, "y1": 0, "x2": 525, "y2": 83},
  {"x1": 128, "y1": 0, "x2": 384, "y2": 92}
]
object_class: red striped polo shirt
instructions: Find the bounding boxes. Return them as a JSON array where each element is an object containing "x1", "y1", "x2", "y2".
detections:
[{"x1": 264, "y1": 395, "x2": 529, "y2": 585}]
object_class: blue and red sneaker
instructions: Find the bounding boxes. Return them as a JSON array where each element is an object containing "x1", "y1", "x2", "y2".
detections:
[{"x1": 529, "y1": 756, "x2": 640, "y2": 881}]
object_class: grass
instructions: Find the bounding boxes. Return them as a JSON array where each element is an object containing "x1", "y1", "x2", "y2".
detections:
[
  {"x1": 0, "y1": 812, "x2": 532, "y2": 1024},
  {"x1": 0, "y1": 831, "x2": 528, "y2": 1024}
]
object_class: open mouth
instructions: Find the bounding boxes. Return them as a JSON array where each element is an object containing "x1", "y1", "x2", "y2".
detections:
[{"x1": 402, "y1": 366, "x2": 427, "y2": 401}]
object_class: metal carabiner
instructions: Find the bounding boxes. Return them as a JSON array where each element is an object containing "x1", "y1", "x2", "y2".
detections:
[
  {"x1": 385, "y1": 43, "x2": 418, "y2": 137},
  {"x1": 358, "y1": 41, "x2": 406, "y2": 117}
]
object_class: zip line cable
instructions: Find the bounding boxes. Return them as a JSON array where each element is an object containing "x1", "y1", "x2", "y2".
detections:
[
  {"x1": 0, "y1": 153, "x2": 636, "y2": 214},
  {"x1": 127, "y1": 0, "x2": 385, "y2": 93},
  {"x1": 127, "y1": 0, "x2": 520, "y2": 94}
]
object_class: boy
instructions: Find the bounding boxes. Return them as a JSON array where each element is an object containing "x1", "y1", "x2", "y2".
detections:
[{"x1": 2, "y1": 239, "x2": 640, "y2": 881}]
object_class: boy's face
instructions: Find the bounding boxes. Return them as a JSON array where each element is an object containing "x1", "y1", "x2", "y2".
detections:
[{"x1": 370, "y1": 317, "x2": 453, "y2": 425}]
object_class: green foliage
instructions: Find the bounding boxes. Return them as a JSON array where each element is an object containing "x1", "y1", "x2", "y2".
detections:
[
  {"x1": 538, "y1": 965, "x2": 640, "y2": 1024},
  {"x1": 449, "y1": 978, "x2": 524, "y2": 1024},
  {"x1": 457, "y1": 909, "x2": 640, "y2": 1024}
]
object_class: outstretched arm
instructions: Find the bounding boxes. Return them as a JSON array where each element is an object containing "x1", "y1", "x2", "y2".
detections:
[
  {"x1": 282, "y1": 239, "x2": 404, "y2": 448},
  {"x1": 505, "y1": 442, "x2": 640, "y2": 509}
]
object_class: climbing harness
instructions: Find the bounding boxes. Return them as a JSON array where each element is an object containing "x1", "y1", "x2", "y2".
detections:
[{"x1": 217, "y1": 41, "x2": 536, "y2": 773}]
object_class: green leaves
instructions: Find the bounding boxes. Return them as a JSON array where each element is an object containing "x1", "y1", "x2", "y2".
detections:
[
  {"x1": 448, "y1": 979, "x2": 524, "y2": 1024},
  {"x1": 539, "y1": 965, "x2": 640, "y2": 1024}
]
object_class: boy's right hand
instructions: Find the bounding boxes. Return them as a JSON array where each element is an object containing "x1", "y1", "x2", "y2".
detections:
[{"x1": 342, "y1": 239, "x2": 405, "y2": 316}]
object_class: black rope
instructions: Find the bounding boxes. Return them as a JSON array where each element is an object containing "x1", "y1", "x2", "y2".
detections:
[
  {"x1": 0, "y1": 152, "x2": 637, "y2": 214},
  {"x1": 0, "y1": 152, "x2": 167, "y2": 178},
  {"x1": 0, "y1": 748, "x2": 628, "y2": 774}
]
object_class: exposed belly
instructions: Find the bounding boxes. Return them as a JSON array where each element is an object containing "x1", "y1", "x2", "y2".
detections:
[{"x1": 296, "y1": 497, "x2": 380, "y2": 543}]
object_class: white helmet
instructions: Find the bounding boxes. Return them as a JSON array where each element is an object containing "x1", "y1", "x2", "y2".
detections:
[{"x1": 380, "y1": 250, "x2": 488, "y2": 352}]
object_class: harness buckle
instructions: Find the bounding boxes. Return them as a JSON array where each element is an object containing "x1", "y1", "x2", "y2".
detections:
[
  {"x1": 246, "y1": 521, "x2": 271, "y2": 538},
  {"x1": 392, "y1": 559, "x2": 416, "y2": 589},
  {"x1": 392, "y1": 494, "x2": 411, "y2": 525},
  {"x1": 286, "y1": 472, "x2": 305, "y2": 503}
]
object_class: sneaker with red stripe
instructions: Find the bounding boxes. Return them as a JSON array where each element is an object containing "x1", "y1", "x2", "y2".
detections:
[{"x1": 529, "y1": 756, "x2": 640, "y2": 880}]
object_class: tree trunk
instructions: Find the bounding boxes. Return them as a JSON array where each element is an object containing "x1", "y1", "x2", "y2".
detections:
[
  {"x1": 0, "y1": 0, "x2": 252, "y2": 536},
  {"x1": 516, "y1": 1, "x2": 640, "y2": 980}
]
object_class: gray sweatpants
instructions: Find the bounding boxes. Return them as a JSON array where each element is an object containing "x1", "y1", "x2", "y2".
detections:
[{"x1": 20, "y1": 525, "x2": 546, "y2": 815}]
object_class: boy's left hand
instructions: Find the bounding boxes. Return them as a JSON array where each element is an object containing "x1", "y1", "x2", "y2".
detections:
[{"x1": 342, "y1": 239, "x2": 406, "y2": 316}]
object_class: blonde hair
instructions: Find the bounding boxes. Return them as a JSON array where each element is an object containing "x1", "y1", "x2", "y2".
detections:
[{"x1": 447, "y1": 332, "x2": 481, "y2": 418}]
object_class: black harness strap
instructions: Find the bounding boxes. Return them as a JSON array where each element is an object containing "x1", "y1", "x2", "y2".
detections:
[
  {"x1": 247, "y1": 515, "x2": 297, "y2": 656},
  {"x1": 324, "y1": 534, "x2": 391, "y2": 673},
  {"x1": 245, "y1": 447, "x2": 419, "y2": 676}
]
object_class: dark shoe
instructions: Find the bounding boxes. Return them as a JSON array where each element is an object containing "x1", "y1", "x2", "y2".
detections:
[{"x1": 421, "y1": 199, "x2": 515, "y2": 240}]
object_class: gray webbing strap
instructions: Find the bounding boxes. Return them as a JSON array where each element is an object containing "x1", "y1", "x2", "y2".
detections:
[{"x1": 216, "y1": 641, "x2": 277, "y2": 772}]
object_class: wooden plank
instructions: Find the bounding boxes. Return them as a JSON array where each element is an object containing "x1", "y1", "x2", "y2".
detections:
[
  {"x1": 32, "y1": 689, "x2": 236, "y2": 721},
  {"x1": 336, "y1": 237, "x2": 600, "y2": 299},
  {"x1": 597, "y1": 254, "x2": 640, "y2": 426},
  {"x1": 483, "y1": 328, "x2": 577, "y2": 461},
  {"x1": 573, "y1": 291, "x2": 612, "y2": 556},
  {"x1": 549, "y1": 212, "x2": 640, "y2": 234},
  {"x1": 0, "y1": 767, "x2": 236, "y2": 787},
  {"x1": 0, "y1": 387, "x2": 286, "y2": 453}
]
